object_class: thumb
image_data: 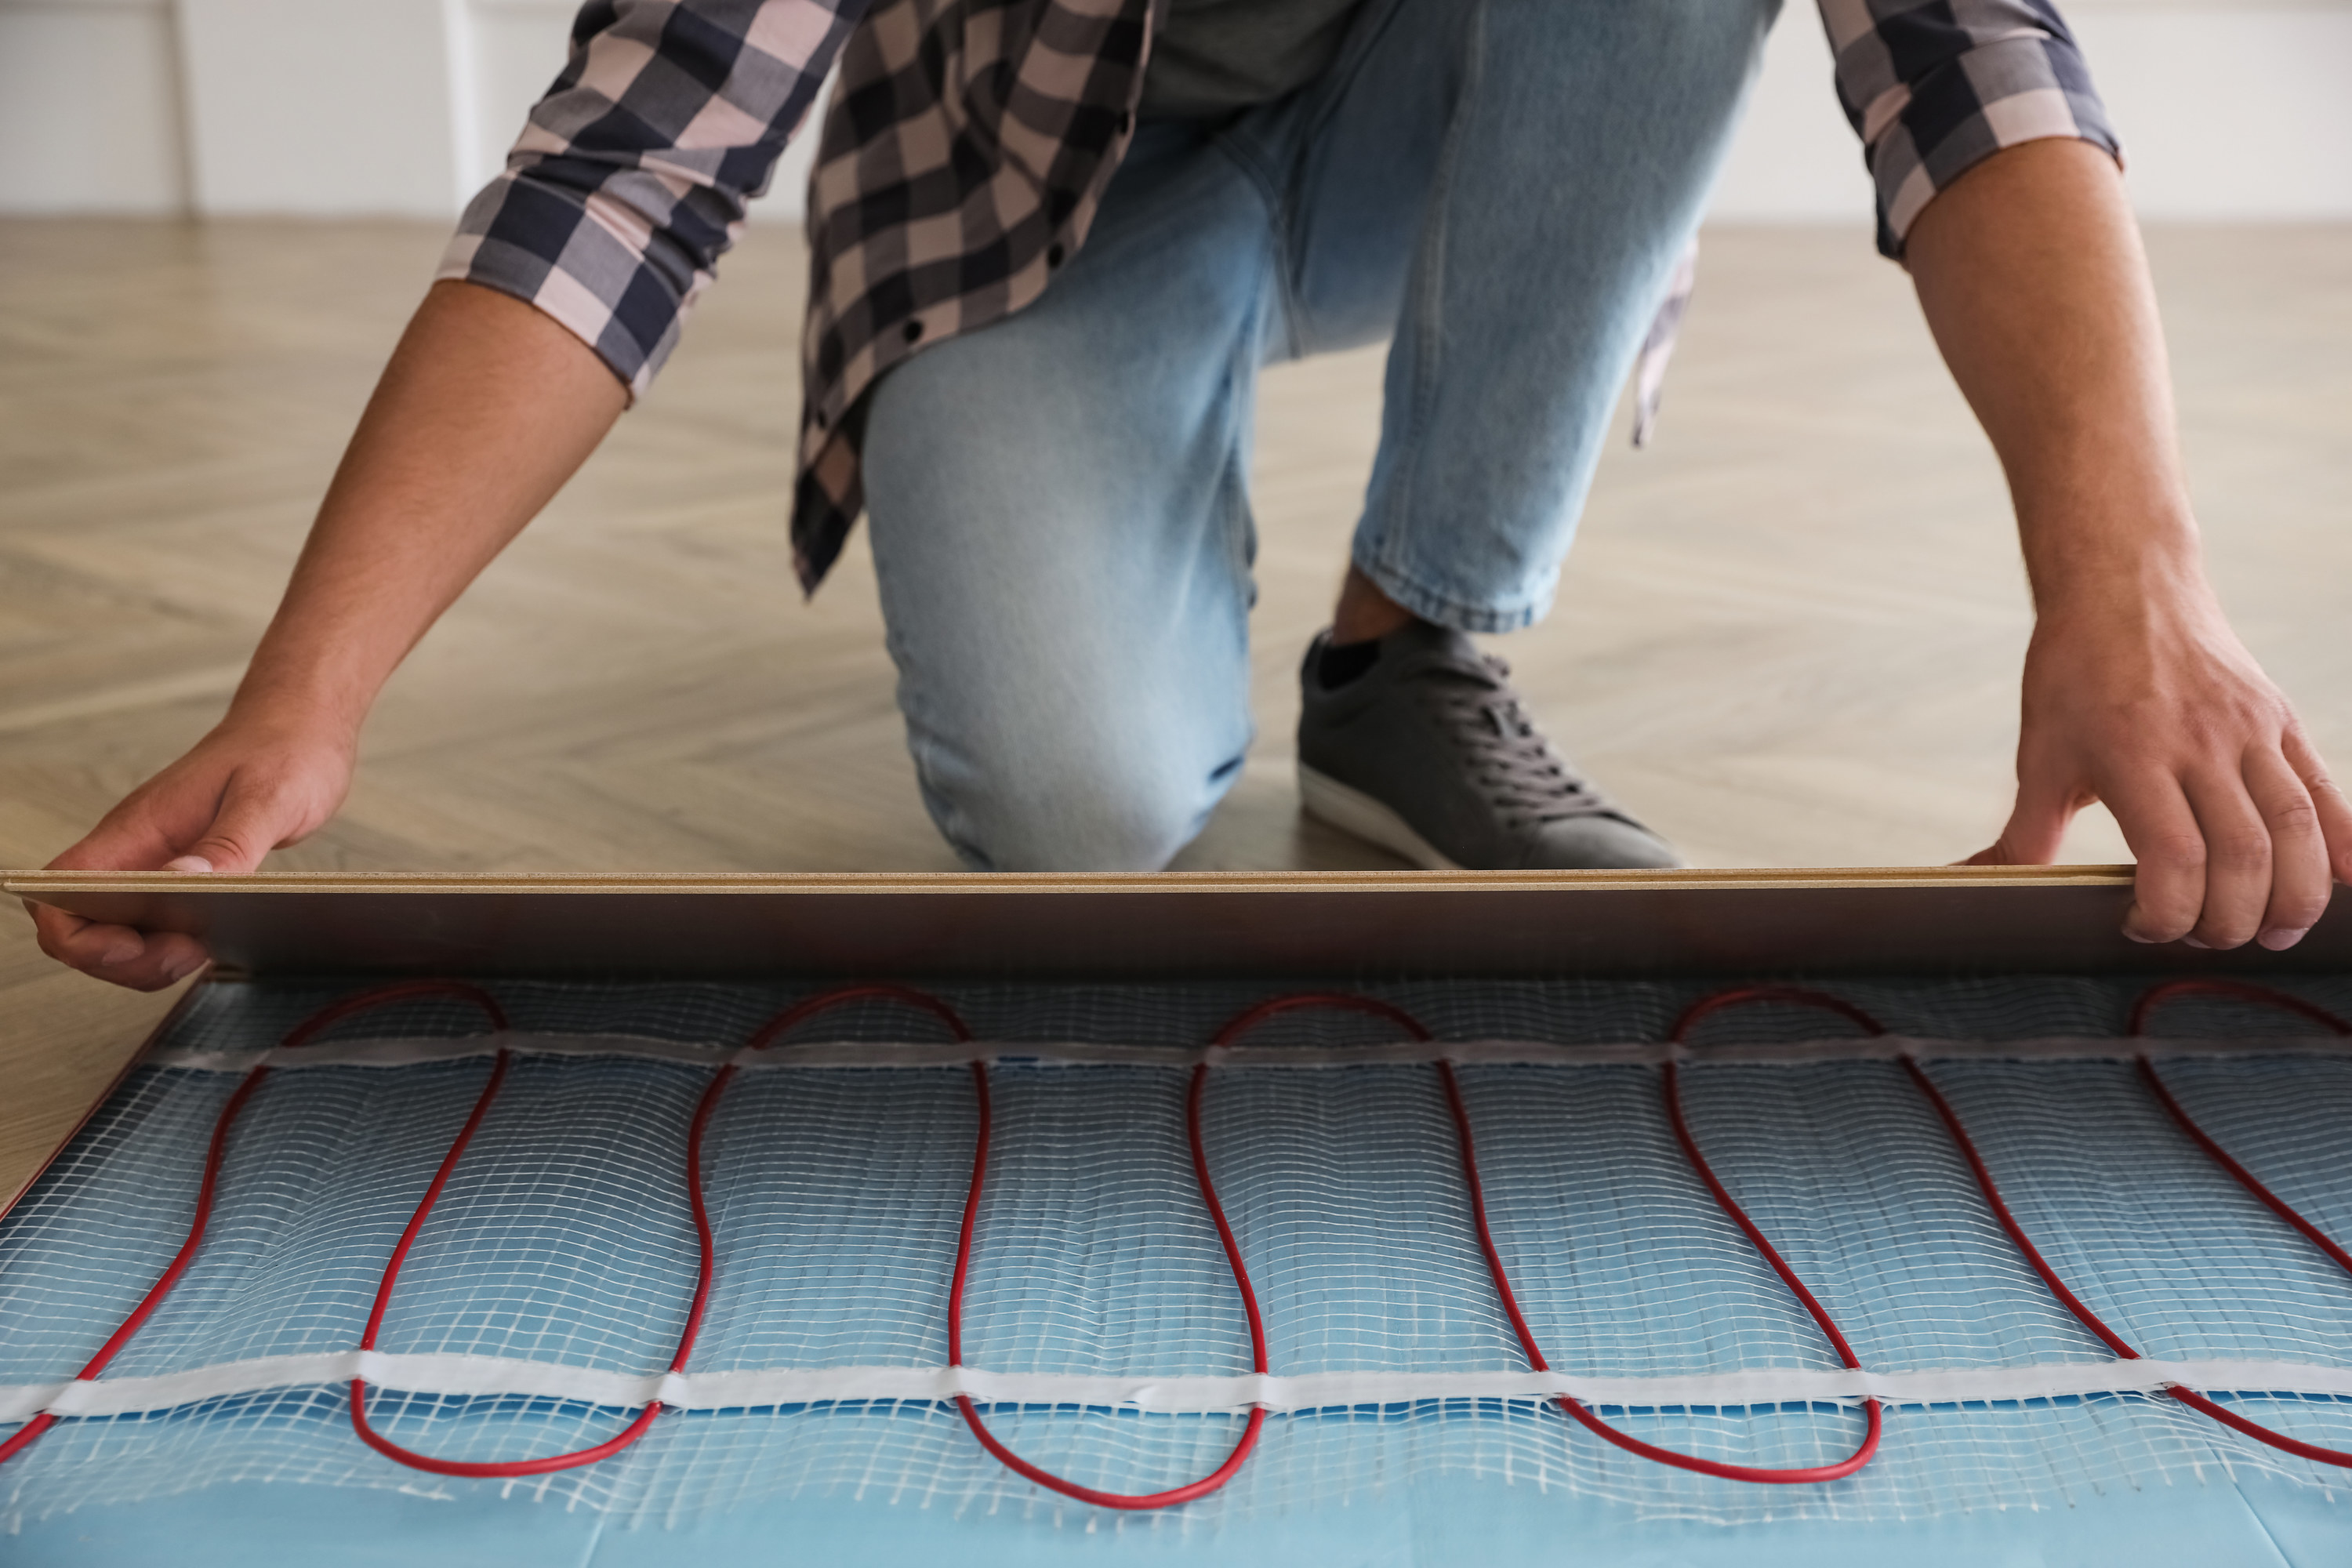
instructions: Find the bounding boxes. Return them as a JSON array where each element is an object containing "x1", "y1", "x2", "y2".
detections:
[
  {"x1": 169, "y1": 775, "x2": 300, "y2": 874},
  {"x1": 1968, "y1": 771, "x2": 2078, "y2": 867}
]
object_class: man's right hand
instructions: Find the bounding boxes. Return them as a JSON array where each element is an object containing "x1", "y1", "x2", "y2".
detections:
[
  {"x1": 29, "y1": 280, "x2": 627, "y2": 990},
  {"x1": 31, "y1": 713, "x2": 357, "y2": 989}
]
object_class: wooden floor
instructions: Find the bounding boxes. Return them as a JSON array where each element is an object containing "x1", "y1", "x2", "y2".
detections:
[
  {"x1": 1, "y1": 216, "x2": 2347, "y2": 1196},
  {"x1": 2, "y1": 218, "x2": 2347, "y2": 885}
]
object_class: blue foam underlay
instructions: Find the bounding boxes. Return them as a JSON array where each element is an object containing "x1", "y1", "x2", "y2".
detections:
[{"x1": 6, "y1": 1466, "x2": 2336, "y2": 1567}]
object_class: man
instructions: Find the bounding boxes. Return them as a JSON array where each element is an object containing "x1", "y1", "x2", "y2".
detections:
[{"x1": 34, "y1": 0, "x2": 2351, "y2": 989}]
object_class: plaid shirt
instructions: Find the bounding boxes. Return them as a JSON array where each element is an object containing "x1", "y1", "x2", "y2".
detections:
[{"x1": 441, "y1": 0, "x2": 2118, "y2": 593}]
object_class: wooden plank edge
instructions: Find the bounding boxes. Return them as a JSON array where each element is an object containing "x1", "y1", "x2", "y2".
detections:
[{"x1": 4, "y1": 865, "x2": 2140, "y2": 898}]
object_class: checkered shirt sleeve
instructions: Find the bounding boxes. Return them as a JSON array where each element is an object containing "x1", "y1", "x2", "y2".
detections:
[
  {"x1": 437, "y1": 0, "x2": 864, "y2": 397},
  {"x1": 1818, "y1": 0, "x2": 2121, "y2": 259}
]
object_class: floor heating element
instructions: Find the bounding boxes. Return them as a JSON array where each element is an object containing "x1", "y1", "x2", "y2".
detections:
[{"x1": 6, "y1": 973, "x2": 2352, "y2": 1534}]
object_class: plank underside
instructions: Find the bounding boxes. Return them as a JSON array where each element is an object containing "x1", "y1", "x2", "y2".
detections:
[
  {"x1": 5, "y1": 866, "x2": 2345, "y2": 982},
  {"x1": 4, "y1": 867, "x2": 2340, "y2": 1225}
]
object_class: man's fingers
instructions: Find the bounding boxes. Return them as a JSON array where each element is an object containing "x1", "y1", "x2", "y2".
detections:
[
  {"x1": 54, "y1": 919, "x2": 145, "y2": 970},
  {"x1": 2284, "y1": 728, "x2": 2352, "y2": 889},
  {"x1": 88, "y1": 928, "x2": 208, "y2": 990},
  {"x1": 2241, "y1": 747, "x2": 2331, "y2": 949},
  {"x1": 30, "y1": 903, "x2": 209, "y2": 990},
  {"x1": 2104, "y1": 773, "x2": 2206, "y2": 945},
  {"x1": 2180, "y1": 768, "x2": 2276, "y2": 950},
  {"x1": 176, "y1": 774, "x2": 294, "y2": 873},
  {"x1": 29, "y1": 903, "x2": 111, "y2": 963}
]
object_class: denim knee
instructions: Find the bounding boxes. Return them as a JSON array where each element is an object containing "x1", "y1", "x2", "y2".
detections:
[{"x1": 920, "y1": 746, "x2": 1221, "y2": 873}]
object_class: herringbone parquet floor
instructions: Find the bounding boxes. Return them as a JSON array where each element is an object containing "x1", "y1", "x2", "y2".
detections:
[
  {"x1": 3, "y1": 220, "x2": 2347, "y2": 888},
  {"x1": 2, "y1": 218, "x2": 2347, "y2": 1192}
]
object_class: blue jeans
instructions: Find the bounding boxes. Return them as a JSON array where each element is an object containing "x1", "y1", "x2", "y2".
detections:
[{"x1": 862, "y1": 0, "x2": 1777, "y2": 871}]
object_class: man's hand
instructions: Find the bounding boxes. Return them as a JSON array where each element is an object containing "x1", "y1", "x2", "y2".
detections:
[
  {"x1": 1969, "y1": 590, "x2": 2352, "y2": 949},
  {"x1": 1906, "y1": 137, "x2": 2347, "y2": 947},
  {"x1": 31, "y1": 711, "x2": 357, "y2": 989},
  {"x1": 33, "y1": 279, "x2": 626, "y2": 989}
]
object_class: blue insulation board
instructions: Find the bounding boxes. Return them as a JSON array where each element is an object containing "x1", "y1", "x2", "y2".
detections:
[{"x1": 8, "y1": 1465, "x2": 2343, "y2": 1566}]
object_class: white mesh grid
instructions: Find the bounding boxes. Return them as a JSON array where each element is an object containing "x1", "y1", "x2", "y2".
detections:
[
  {"x1": 6, "y1": 975, "x2": 2352, "y2": 1532},
  {"x1": 143, "y1": 974, "x2": 2352, "y2": 1057},
  {"x1": 1927, "y1": 1058, "x2": 2352, "y2": 1367}
]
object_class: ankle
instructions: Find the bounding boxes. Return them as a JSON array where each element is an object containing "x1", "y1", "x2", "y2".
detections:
[{"x1": 1330, "y1": 566, "x2": 1421, "y2": 645}]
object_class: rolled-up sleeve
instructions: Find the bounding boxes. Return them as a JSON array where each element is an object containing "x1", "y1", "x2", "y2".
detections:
[
  {"x1": 1818, "y1": 0, "x2": 2122, "y2": 260},
  {"x1": 438, "y1": 0, "x2": 863, "y2": 397}
]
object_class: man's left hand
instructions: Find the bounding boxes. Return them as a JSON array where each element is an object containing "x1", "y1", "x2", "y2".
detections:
[{"x1": 1969, "y1": 587, "x2": 2351, "y2": 950}]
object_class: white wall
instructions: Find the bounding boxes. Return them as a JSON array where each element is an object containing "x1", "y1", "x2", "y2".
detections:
[
  {"x1": 467, "y1": 0, "x2": 576, "y2": 196},
  {"x1": 3, "y1": 0, "x2": 2348, "y2": 222},
  {"x1": 0, "y1": 0, "x2": 189, "y2": 213},
  {"x1": 176, "y1": 0, "x2": 473, "y2": 216},
  {"x1": 1708, "y1": 0, "x2": 2352, "y2": 224},
  {"x1": 2070, "y1": 2, "x2": 2352, "y2": 219}
]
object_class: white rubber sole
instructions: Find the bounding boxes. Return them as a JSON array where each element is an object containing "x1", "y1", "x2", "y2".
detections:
[{"x1": 1298, "y1": 765, "x2": 1464, "y2": 871}]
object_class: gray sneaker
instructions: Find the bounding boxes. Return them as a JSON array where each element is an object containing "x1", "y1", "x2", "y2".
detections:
[{"x1": 1297, "y1": 622, "x2": 1682, "y2": 871}]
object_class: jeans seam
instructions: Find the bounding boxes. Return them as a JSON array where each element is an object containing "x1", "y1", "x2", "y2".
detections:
[{"x1": 1203, "y1": 132, "x2": 1306, "y2": 363}]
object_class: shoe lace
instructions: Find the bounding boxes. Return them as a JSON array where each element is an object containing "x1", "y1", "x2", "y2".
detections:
[{"x1": 1428, "y1": 655, "x2": 1616, "y2": 829}]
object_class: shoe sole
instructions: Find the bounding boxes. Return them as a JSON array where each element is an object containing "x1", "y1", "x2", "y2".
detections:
[{"x1": 1298, "y1": 765, "x2": 1464, "y2": 872}]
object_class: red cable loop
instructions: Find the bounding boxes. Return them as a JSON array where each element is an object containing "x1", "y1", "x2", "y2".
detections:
[
  {"x1": 356, "y1": 983, "x2": 977, "y2": 1479},
  {"x1": 2, "y1": 982, "x2": 508, "y2": 1469},
  {"x1": 739, "y1": 982, "x2": 976, "y2": 1052},
  {"x1": 2136, "y1": 982, "x2": 2352, "y2": 1457},
  {"x1": 2127, "y1": 978, "x2": 2350, "y2": 1041},
  {"x1": 1209, "y1": 992, "x2": 1436, "y2": 1049},
  {"x1": 1770, "y1": 977, "x2": 2352, "y2": 1471},
  {"x1": 1664, "y1": 986, "x2": 1882, "y2": 1371},
  {"x1": 946, "y1": 1002, "x2": 1273, "y2": 1510},
  {"x1": 1668, "y1": 985, "x2": 1888, "y2": 1047},
  {"x1": 1229, "y1": 990, "x2": 1882, "y2": 1485},
  {"x1": 1500, "y1": 985, "x2": 1885, "y2": 1483},
  {"x1": 2126, "y1": 981, "x2": 2352, "y2": 1336},
  {"x1": 1688, "y1": 989, "x2": 2150, "y2": 1363}
]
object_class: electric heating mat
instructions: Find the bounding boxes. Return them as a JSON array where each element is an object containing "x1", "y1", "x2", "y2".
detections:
[{"x1": 6, "y1": 974, "x2": 2352, "y2": 1542}]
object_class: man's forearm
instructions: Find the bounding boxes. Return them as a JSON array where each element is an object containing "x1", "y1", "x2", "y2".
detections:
[
  {"x1": 1902, "y1": 136, "x2": 2350, "y2": 947},
  {"x1": 1904, "y1": 138, "x2": 2200, "y2": 614},
  {"x1": 232, "y1": 280, "x2": 628, "y2": 736},
  {"x1": 28, "y1": 281, "x2": 630, "y2": 988}
]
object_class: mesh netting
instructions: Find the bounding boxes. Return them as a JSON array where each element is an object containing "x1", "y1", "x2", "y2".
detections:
[{"x1": 5, "y1": 974, "x2": 2352, "y2": 1531}]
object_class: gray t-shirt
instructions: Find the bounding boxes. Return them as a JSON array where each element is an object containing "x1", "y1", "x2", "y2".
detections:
[{"x1": 1141, "y1": 0, "x2": 1370, "y2": 119}]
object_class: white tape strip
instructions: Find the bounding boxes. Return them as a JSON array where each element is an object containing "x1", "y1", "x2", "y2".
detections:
[
  {"x1": 144, "y1": 1033, "x2": 2352, "y2": 1076},
  {"x1": 10, "y1": 1355, "x2": 2352, "y2": 1426}
]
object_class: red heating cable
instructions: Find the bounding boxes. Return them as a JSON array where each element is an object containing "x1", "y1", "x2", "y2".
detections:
[
  {"x1": 1212, "y1": 993, "x2": 1882, "y2": 1485},
  {"x1": 2124, "y1": 978, "x2": 2352, "y2": 1458},
  {"x1": 1701, "y1": 985, "x2": 2144, "y2": 1360},
  {"x1": 1718, "y1": 982, "x2": 2352, "y2": 1470},
  {"x1": 1, "y1": 981, "x2": 510, "y2": 1469},
  {"x1": 1548, "y1": 988, "x2": 1884, "y2": 1482},
  {"x1": 353, "y1": 982, "x2": 971, "y2": 1478},
  {"x1": 31, "y1": 976, "x2": 2343, "y2": 1483},
  {"x1": 947, "y1": 1000, "x2": 1270, "y2": 1510},
  {"x1": 2129, "y1": 979, "x2": 2352, "y2": 1279}
]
